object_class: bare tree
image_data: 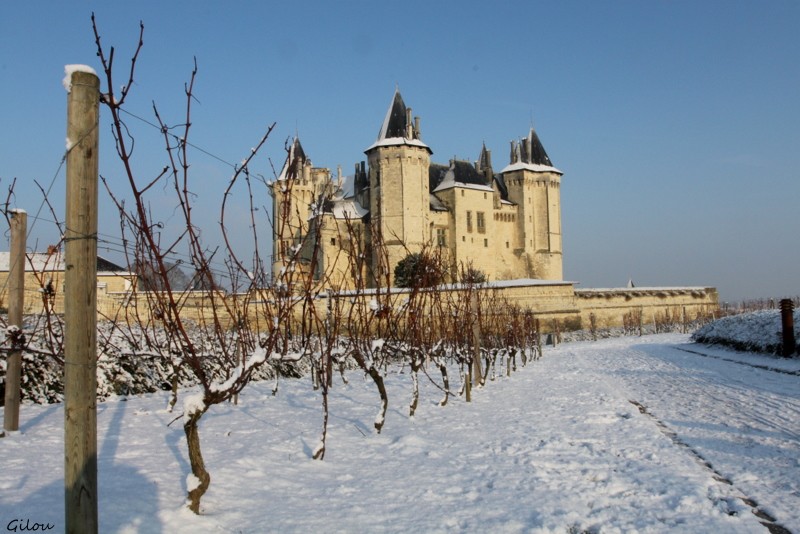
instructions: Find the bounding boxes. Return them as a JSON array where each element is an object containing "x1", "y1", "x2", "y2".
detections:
[{"x1": 90, "y1": 15, "x2": 326, "y2": 513}]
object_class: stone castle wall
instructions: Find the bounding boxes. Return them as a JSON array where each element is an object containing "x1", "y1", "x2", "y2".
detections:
[
  {"x1": 575, "y1": 287, "x2": 720, "y2": 330},
  {"x1": 8, "y1": 281, "x2": 717, "y2": 337}
]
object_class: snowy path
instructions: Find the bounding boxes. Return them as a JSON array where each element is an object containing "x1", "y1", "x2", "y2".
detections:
[
  {"x1": 1, "y1": 333, "x2": 797, "y2": 533},
  {"x1": 557, "y1": 335, "x2": 800, "y2": 532}
]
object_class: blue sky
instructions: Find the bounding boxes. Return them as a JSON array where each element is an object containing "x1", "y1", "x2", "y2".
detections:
[{"x1": 1, "y1": 0, "x2": 798, "y2": 302}]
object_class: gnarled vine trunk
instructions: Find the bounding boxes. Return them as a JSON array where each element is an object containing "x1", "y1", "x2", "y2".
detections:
[{"x1": 184, "y1": 412, "x2": 210, "y2": 514}]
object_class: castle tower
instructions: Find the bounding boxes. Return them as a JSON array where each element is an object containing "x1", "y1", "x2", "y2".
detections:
[
  {"x1": 501, "y1": 128, "x2": 563, "y2": 280},
  {"x1": 269, "y1": 136, "x2": 331, "y2": 281},
  {"x1": 364, "y1": 89, "x2": 432, "y2": 285}
]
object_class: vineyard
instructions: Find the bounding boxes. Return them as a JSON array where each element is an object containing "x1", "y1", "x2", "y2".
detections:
[{"x1": 0, "y1": 18, "x2": 554, "y2": 514}]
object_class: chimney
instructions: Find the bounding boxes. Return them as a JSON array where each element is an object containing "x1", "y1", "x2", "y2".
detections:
[
  {"x1": 510, "y1": 140, "x2": 517, "y2": 164},
  {"x1": 414, "y1": 116, "x2": 421, "y2": 139},
  {"x1": 406, "y1": 107, "x2": 413, "y2": 138}
]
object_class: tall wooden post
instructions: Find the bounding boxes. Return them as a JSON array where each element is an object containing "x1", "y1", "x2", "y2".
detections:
[
  {"x1": 471, "y1": 294, "x2": 483, "y2": 389},
  {"x1": 3, "y1": 209, "x2": 27, "y2": 434},
  {"x1": 780, "y1": 299, "x2": 796, "y2": 357},
  {"x1": 64, "y1": 67, "x2": 100, "y2": 534}
]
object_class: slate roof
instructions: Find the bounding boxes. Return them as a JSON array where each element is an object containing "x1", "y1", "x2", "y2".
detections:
[
  {"x1": 501, "y1": 128, "x2": 562, "y2": 175},
  {"x1": 520, "y1": 128, "x2": 553, "y2": 167},
  {"x1": 429, "y1": 194, "x2": 448, "y2": 212},
  {"x1": 428, "y1": 163, "x2": 449, "y2": 193},
  {"x1": 493, "y1": 173, "x2": 510, "y2": 200},
  {"x1": 381, "y1": 90, "x2": 410, "y2": 139},
  {"x1": 365, "y1": 89, "x2": 431, "y2": 153},
  {"x1": 431, "y1": 159, "x2": 494, "y2": 194},
  {"x1": 277, "y1": 137, "x2": 308, "y2": 181}
]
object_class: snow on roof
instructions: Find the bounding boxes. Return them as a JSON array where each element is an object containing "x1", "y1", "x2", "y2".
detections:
[
  {"x1": 333, "y1": 174, "x2": 355, "y2": 200},
  {"x1": 0, "y1": 251, "x2": 63, "y2": 272},
  {"x1": 0, "y1": 251, "x2": 132, "y2": 274},
  {"x1": 432, "y1": 164, "x2": 494, "y2": 193},
  {"x1": 481, "y1": 278, "x2": 575, "y2": 288},
  {"x1": 365, "y1": 137, "x2": 431, "y2": 153},
  {"x1": 433, "y1": 180, "x2": 494, "y2": 194},
  {"x1": 331, "y1": 199, "x2": 369, "y2": 220},
  {"x1": 500, "y1": 161, "x2": 563, "y2": 175}
]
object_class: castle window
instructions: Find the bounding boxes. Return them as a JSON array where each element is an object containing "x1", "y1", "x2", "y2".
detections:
[
  {"x1": 462, "y1": 235, "x2": 466, "y2": 242},
  {"x1": 483, "y1": 192, "x2": 487, "y2": 199},
  {"x1": 484, "y1": 238, "x2": 488, "y2": 247},
  {"x1": 506, "y1": 241, "x2": 509, "y2": 248},
  {"x1": 331, "y1": 237, "x2": 336, "y2": 246},
  {"x1": 284, "y1": 195, "x2": 292, "y2": 220},
  {"x1": 477, "y1": 212, "x2": 486, "y2": 234},
  {"x1": 466, "y1": 211, "x2": 473, "y2": 233},
  {"x1": 461, "y1": 190, "x2": 464, "y2": 197},
  {"x1": 436, "y1": 228, "x2": 446, "y2": 247}
]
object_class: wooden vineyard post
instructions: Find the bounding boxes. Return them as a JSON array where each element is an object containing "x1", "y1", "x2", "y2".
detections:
[
  {"x1": 63, "y1": 67, "x2": 100, "y2": 534},
  {"x1": 2, "y1": 209, "x2": 27, "y2": 434},
  {"x1": 471, "y1": 294, "x2": 483, "y2": 390}
]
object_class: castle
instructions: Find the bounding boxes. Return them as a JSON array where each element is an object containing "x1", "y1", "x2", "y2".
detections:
[{"x1": 269, "y1": 89, "x2": 564, "y2": 289}]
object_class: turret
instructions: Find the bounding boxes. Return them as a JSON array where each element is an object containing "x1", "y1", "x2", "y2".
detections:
[
  {"x1": 364, "y1": 89, "x2": 432, "y2": 285},
  {"x1": 500, "y1": 128, "x2": 563, "y2": 280},
  {"x1": 270, "y1": 137, "x2": 335, "y2": 281}
]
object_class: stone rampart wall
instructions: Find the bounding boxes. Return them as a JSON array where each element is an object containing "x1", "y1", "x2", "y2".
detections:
[
  {"x1": 574, "y1": 287, "x2": 719, "y2": 330},
  {"x1": 7, "y1": 280, "x2": 719, "y2": 336}
]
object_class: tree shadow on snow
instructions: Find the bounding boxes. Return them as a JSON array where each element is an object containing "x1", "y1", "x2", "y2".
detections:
[
  {"x1": 3, "y1": 400, "x2": 163, "y2": 532},
  {"x1": 97, "y1": 399, "x2": 164, "y2": 533}
]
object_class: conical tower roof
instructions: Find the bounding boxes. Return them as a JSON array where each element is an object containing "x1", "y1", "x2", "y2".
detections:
[
  {"x1": 477, "y1": 142, "x2": 492, "y2": 173},
  {"x1": 522, "y1": 128, "x2": 553, "y2": 167},
  {"x1": 277, "y1": 136, "x2": 307, "y2": 181},
  {"x1": 365, "y1": 88, "x2": 431, "y2": 154},
  {"x1": 379, "y1": 89, "x2": 411, "y2": 140},
  {"x1": 501, "y1": 127, "x2": 562, "y2": 175}
]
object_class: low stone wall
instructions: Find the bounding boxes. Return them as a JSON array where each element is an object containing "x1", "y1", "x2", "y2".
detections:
[
  {"x1": 574, "y1": 287, "x2": 719, "y2": 330},
  {"x1": 10, "y1": 280, "x2": 720, "y2": 336}
]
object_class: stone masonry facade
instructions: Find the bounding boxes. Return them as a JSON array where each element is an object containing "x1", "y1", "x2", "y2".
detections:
[{"x1": 269, "y1": 89, "x2": 563, "y2": 289}]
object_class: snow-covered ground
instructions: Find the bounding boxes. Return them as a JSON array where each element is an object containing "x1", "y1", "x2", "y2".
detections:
[{"x1": 2, "y1": 332, "x2": 799, "y2": 533}]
